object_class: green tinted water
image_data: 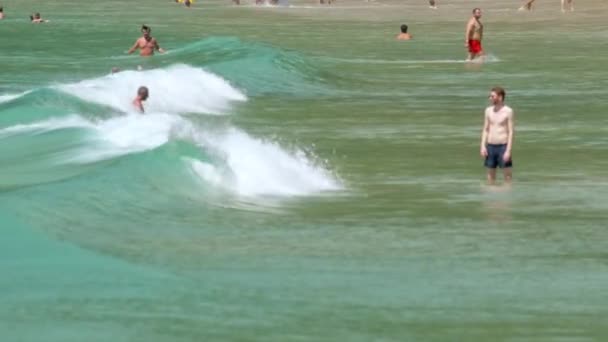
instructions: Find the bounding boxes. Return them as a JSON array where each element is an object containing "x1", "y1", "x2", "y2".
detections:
[{"x1": 1, "y1": 0, "x2": 607, "y2": 340}]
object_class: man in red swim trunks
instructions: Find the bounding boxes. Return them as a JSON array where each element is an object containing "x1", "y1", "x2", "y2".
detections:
[{"x1": 465, "y1": 8, "x2": 483, "y2": 61}]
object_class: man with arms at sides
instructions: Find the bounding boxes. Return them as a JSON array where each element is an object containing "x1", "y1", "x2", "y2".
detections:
[
  {"x1": 480, "y1": 87, "x2": 514, "y2": 185},
  {"x1": 133, "y1": 86, "x2": 149, "y2": 114},
  {"x1": 465, "y1": 8, "x2": 483, "y2": 61},
  {"x1": 128, "y1": 25, "x2": 166, "y2": 57}
]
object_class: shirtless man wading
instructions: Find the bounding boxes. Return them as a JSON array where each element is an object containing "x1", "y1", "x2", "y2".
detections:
[
  {"x1": 480, "y1": 87, "x2": 515, "y2": 185},
  {"x1": 465, "y1": 8, "x2": 483, "y2": 61},
  {"x1": 128, "y1": 25, "x2": 165, "y2": 57}
]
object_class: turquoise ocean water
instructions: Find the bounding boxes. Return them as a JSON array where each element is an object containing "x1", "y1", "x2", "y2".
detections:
[{"x1": 1, "y1": 0, "x2": 608, "y2": 340}]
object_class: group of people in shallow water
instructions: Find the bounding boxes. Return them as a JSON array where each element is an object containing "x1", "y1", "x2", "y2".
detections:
[
  {"x1": 0, "y1": 7, "x2": 49, "y2": 22},
  {"x1": 1, "y1": 3, "x2": 569, "y2": 184},
  {"x1": 397, "y1": 7, "x2": 484, "y2": 61},
  {"x1": 117, "y1": 25, "x2": 166, "y2": 114},
  {"x1": 428, "y1": 0, "x2": 575, "y2": 12},
  {"x1": 393, "y1": 5, "x2": 526, "y2": 184}
]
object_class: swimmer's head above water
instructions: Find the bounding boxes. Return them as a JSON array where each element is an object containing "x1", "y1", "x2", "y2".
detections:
[{"x1": 138, "y1": 86, "x2": 149, "y2": 101}]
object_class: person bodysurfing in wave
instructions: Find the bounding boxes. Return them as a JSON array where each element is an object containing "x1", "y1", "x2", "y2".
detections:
[
  {"x1": 132, "y1": 86, "x2": 149, "y2": 113},
  {"x1": 127, "y1": 25, "x2": 165, "y2": 57}
]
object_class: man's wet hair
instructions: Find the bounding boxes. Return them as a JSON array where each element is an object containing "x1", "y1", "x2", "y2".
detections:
[
  {"x1": 138, "y1": 86, "x2": 149, "y2": 98},
  {"x1": 141, "y1": 25, "x2": 151, "y2": 32},
  {"x1": 491, "y1": 86, "x2": 506, "y2": 100},
  {"x1": 400, "y1": 24, "x2": 408, "y2": 33}
]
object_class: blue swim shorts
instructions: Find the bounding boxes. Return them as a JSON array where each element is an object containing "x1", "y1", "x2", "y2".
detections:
[{"x1": 484, "y1": 144, "x2": 513, "y2": 169}]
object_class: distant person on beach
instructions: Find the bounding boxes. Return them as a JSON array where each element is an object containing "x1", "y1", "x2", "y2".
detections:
[
  {"x1": 133, "y1": 86, "x2": 149, "y2": 113},
  {"x1": 429, "y1": 0, "x2": 437, "y2": 9},
  {"x1": 518, "y1": 0, "x2": 536, "y2": 11},
  {"x1": 30, "y1": 13, "x2": 48, "y2": 23},
  {"x1": 127, "y1": 25, "x2": 166, "y2": 57},
  {"x1": 480, "y1": 87, "x2": 514, "y2": 185},
  {"x1": 0, "y1": 7, "x2": 5, "y2": 20},
  {"x1": 396, "y1": 24, "x2": 412, "y2": 40},
  {"x1": 465, "y1": 8, "x2": 483, "y2": 61},
  {"x1": 175, "y1": 0, "x2": 193, "y2": 7},
  {"x1": 561, "y1": 0, "x2": 574, "y2": 12}
]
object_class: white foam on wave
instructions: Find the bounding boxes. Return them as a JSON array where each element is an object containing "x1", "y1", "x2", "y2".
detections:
[
  {"x1": 1, "y1": 112, "x2": 342, "y2": 197},
  {"x1": 0, "y1": 91, "x2": 32, "y2": 105},
  {"x1": 186, "y1": 128, "x2": 342, "y2": 197},
  {"x1": 74, "y1": 113, "x2": 188, "y2": 163},
  {"x1": 0, "y1": 115, "x2": 92, "y2": 139},
  {"x1": 0, "y1": 113, "x2": 187, "y2": 163},
  {"x1": 57, "y1": 64, "x2": 247, "y2": 115}
]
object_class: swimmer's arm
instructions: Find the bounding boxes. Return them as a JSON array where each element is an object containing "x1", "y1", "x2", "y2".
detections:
[
  {"x1": 506, "y1": 110, "x2": 514, "y2": 153},
  {"x1": 480, "y1": 112, "x2": 489, "y2": 154},
  {"x1": 127, "y1": 41, "x2": 139, "y2": 54},
  {"x1": 465, "y1": 20, "x2": 473, "y2": 44},
  {"x1": 155, "y1": 41, "x2": 166, "y2": 53},
  {"x1": 132, "y1": 99, "x2": 144, "y2": 113}
]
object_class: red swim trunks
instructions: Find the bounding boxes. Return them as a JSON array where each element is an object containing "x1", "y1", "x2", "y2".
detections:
[{"x1": 468, "y1": 39, "x2": 483, "y2": 54}]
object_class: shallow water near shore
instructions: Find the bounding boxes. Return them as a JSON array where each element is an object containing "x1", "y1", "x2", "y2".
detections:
[{"x1": 1, "y1": 0, "x2": 607, "y2": 340}]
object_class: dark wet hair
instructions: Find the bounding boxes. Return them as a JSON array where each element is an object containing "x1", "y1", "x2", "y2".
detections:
[
  {"x1": 0, "y1": 7, "x2": 4, "y2": 12},
  {"x1": 400, "y1": 24, "x2": 408, "y2": 33},
  {"x1": 141, "y1": 25, "x2": 150, "y2": 33},
  {"x1": 138, "y1": 86, "x2": 149, "y2": 98},
  {"x1": 491, "y1": 86, "x2": 506, "y2": 100}
]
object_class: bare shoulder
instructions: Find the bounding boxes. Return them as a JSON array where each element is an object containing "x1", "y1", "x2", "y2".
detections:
[
  {"x1": 484, "y1": 106, "x2": 493, "y2": 116},
  {"x1": 504, "y1": 105, "x2": 514, "y2": 117}
]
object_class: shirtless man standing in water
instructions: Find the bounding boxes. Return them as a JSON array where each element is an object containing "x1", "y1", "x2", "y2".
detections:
[
  {"x1": 480, "y1": 87, "x2": 514, "y2": 185},
  {"x1": 465, "y1": 8, "x2": 483, "y2": 61},
  {"x1": 127, "y1": 25, "x2": 165, "y2": 57}
]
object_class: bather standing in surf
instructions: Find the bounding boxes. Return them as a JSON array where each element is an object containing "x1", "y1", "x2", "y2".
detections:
[
  {"x1": 127, "y1": 25, "x2": 165, "y2": 57},
  {"x1": 465, "y1": 8, "x2": 483, "y2": 61}
]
